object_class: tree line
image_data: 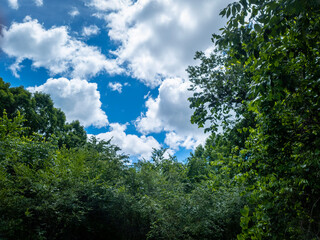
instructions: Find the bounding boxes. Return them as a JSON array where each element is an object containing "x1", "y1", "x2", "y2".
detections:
[{"x1": 0, "y1": 78, "x2": 244, "y2": 239}]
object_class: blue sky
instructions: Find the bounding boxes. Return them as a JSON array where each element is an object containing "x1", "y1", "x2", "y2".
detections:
[{"x1": 0, "y1": 0, "x2": 231, "y2": 161}]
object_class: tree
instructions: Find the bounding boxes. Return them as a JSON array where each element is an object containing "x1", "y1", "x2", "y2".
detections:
[
  {"x1": 188, "y1": 0, "x2": 320, "y2": 238},
  {"x1": 0, "y1": 112, "x2": 134, "y2": 240},
  {"x1": 0, "y1": 78, "x2": 87, "y2": 148},
  {"x1": 58, "y1": 120, "x2": 87, "y2": 149},
  {"x1": 0, "y1": 110, "x2": 245, "y2": 239}
]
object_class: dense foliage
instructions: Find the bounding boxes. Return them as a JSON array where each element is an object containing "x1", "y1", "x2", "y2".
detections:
[
  {"x1": 0, "y1": 81, "x2": 245, "y2": 239},
  {"x1": 0, "y1": 79, "x2": 87, "y2": 148},
  {"x1": 188, "y1": 0, "x2": 320, "y2": 239},
  {"x1": 1, "y1": 0, "x2": 319, "y2": 239},
  {"x1": 0, "y1": 110, "x2": 244, "y2": 239}
]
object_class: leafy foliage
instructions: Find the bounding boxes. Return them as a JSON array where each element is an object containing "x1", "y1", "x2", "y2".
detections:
[
  {"x1": 188, "y1": 0, "x2": 320, "y2": 239},
  {"x1": 0, "y1": 78, "x2": 87, "y2": 148},
  {"x1": 0, "y1": 107, "x2": 243, "y2": 239}
]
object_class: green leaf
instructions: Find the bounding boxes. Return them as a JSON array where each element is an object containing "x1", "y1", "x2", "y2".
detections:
[
  {"x1": 227, "y1": 7, "x2": 231, "y2": 18},
  {"x1": 220, "y1": 8, "x2": 227, "y2": 17},
  {"x1": 240, "y1": 205, "x2": 249, "y2": 217},
  {"x1": 237, "y1": 234, "x2": 245, "y2": 240},
  {"x1": 236, "y1": 3, "x2": 241, "y2": 12},
  {"x1": 254, "y1": 24, "x2": 262, "y2": 33},
  {"x1": 232, "y1": 5, "x2": 236, "y2": 16}
]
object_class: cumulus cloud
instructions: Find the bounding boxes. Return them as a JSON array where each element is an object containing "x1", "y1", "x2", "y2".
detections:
[
  {"x1": 165, "y1": 132, "x2": 205, "y2": 150},
  {"x1": 135, "y1": 78, "x2": 209, "y2": 150},
  {"x1": 94, "y1": 123, "x2": 161, "y2": 159},
  {"x1": 88, "y1": 0, "x2": 232, "y2": 87},
  {"x1": 27, "y1": 78, "x2": 108, "y2": 128},
  {"x1": 84, "y1": 0, "x2": 230, "y2": 150},
  {"x1": 108, "y1": 82, "x2": 122, "y2": 93},
  {"x1": 86, "y1": 0, "x2": 228, "y2": 147},
  {"x1": 82, "y1": 25, "x2": 100, "y2": 37},
  {"x1": 69, "y1": 7, "x2": 80, "y2": 17},
  {"x1": 0, "y1": 16, "x2": 122, "y2": 78}
]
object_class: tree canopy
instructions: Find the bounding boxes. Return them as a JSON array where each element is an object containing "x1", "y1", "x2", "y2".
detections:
[
  {"x1": 188, "y1": 0, "x2": 320, "y2": 238},
  {"x1": 0, "y1": 78, "x2": 87, "y2": 148}
]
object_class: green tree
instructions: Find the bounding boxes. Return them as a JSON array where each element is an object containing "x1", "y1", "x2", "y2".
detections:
[
  {"x1": 0, "y1": 112, "x2": 135, "y2": 240},
  {"x1": 0, "y1": 111, "x2": 246, "y2": 239},
  {"x1": 188, "y1": 0, "x2": 320, "y2": 238},
  {"x1": 0, "y1": 78, "x2": 87, "y2": 148}
]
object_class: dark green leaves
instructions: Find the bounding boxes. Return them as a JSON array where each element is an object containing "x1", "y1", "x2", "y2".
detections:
[
  {"x1": 0, "y1": 78, "x2": 86, "y2": 148},
  {"x1": 188, "y1": 0, "x2": 320, "y2": 239},
  {"x1": 254, "y1": 24, "x2": 261, "y2": 33}
]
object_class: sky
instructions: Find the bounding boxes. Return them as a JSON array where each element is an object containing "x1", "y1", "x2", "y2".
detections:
[{"x1": 0, "y1": 0, "x2": 232, "y2": 161}]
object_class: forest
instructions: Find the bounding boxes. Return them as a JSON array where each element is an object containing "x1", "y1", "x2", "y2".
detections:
[{"x1": 0, "y1": 0, "x2": 319, "y2": 239}]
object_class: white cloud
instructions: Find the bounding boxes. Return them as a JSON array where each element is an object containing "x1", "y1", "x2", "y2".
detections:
[
  {"x1": 164, "y1": 132, "x2": 183, "y2": 150},
  {"x1": 165, "y1": 132, "x2": 204, "y2": 150},
  {"x1": 94, "y1": 123, "x2": 161, "y2": 159},
  {"x1": 0, "y1": 17, "x2": 122, "y2": 79},
  {"x1": 27, "y1": 78, "x2": 108, "y2": 128},
  {"x1": 89, "y1": 0, "x2": 226, "y2": 147},
  {"x1": 8, "y1": 0, "x2": 43, "y2": 9},
  {"x1": 86, "y1": 0, "x2": 132, "y2": 11},
  {"x1": 69, "y1": 7, "x2": 80, "y2": 17},
  {"x1": 108, "y1": 82, "x2": 122, "y2": 93},
  {"x1": 82, "y1": 25, "x2": 100, "y2": 37},
  {"x1": 8, "y1": 0, "x2": 18, "y2": 9},
  {"x1": 85, "y1": 0, "x2": 229, "y2": 150},
  {"x1": 33, "y1": 0, "x2": 43, "y2": 7},
  {"x1": 135, "y1": 78, "x2": 209, "y2": 150},
  {"x1": 88, "y1": 0, "x2": 233, "y2": 87}
]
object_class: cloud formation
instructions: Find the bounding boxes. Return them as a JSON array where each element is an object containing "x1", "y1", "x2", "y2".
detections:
[
  {"x1": 88, "y1": 0, "x2": 232, "y2": 87},
  {"x1": 0, "y1": 16, "x2": 122, "y2": 78},
  {"x1": 108, "y1": 82, "x2": 123, "y2": 93},
  {"x1": 7, "y1": 0, "x2": 42, "y2": 9},
  {"x1": 85, "y1": 0, "x2": 228, "y2": 149},
  {"x1": 28, "y1": 78, "x2": 108, "y2": 128},
  {"x1": 86, "y1": 0, "x2": 132, "y2": 11},
  {"x1": 135, "y1": 78, "x2": 209, "y2": 150},
  {"x1": 82, "y1": 25, "x2": 100, "y2": 37},
  {"x1": 8, "y1": 0, "x2": 18, "y2": 9},
  {"x1": 69, "y1": 7, "x2": 80, "y2": 17},
  {"x1": 33, "y1": 0, "x2": 43, "y2": 7},
  {"x1": 94, "y1": 123, "x2": 161, "y2": 159}
]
